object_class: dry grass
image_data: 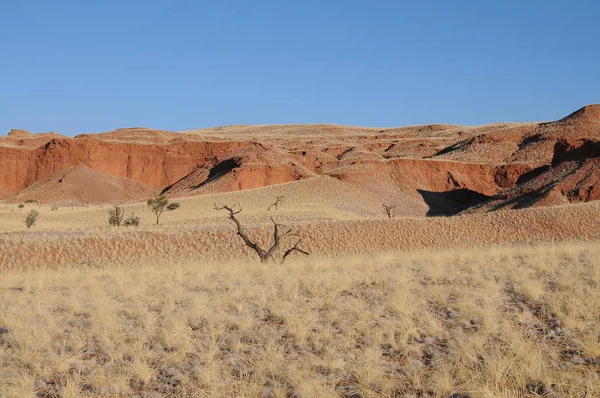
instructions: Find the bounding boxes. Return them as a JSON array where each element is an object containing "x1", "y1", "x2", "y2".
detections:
[{"x1": 1, "y1": 242, "x2": 599, "y2": 397}]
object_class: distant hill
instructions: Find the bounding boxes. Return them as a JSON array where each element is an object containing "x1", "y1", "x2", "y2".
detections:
[{"x1": 0, "y1": 105, "x2": 599, "y2": 214}]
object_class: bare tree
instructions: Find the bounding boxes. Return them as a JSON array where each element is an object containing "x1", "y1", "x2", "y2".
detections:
[
  {"x1": 267, "y1": 196, "x2": 285, "y2": 211},
  {"x1": 214, "y1": 204, "x2": 310, "y2": 263},
  {"x1": 383, "y1": 204, "x2": 396, "y2": 219}
]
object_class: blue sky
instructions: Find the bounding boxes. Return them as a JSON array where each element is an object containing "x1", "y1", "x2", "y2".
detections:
[{"x1": 0, "y1": 0, "x2": 598, "y2": 136}]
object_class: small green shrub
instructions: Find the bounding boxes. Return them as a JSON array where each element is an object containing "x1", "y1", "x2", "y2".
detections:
[
  {"x1": 25, "y1": 210, "x2": 39, "y2": 229},
  {"x1": 123, "y1": 215, "x2": 140, "y2": 226},
  {"x1": 147, "y1": 195, "x2": 180, "y2": 225},
  {"x1": 108, "y1": 205, "x2": 125, "y2": 226},
  {"x1": 166, "y1": 202, "x2": 180, "y2": 211}
]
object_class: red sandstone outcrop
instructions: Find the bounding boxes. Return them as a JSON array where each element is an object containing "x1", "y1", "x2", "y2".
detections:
[
  {"x1": 0, "y1": 105, "x2": 599, "y2": 211},
  {"x1": 0, "y1": 138, "x2": 247, "y2": 193}
]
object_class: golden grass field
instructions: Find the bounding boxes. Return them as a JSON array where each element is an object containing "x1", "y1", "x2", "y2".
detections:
[{"x1": 1, "y1": 242, "x2": 599, "y2": 397}]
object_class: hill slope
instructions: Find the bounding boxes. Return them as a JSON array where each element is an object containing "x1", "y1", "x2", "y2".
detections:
[
  {"x1": 0, "y1": 105, "x2": 599, "y2": 213},
  {"x1": 6, "y1": 166, "x2": 158, "y2": 205}
]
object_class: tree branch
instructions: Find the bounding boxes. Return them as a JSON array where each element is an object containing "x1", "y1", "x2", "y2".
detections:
[
  {"x1": 383, "y1": 204, "x2": 396, "y2": 219},
  {"x1": 267, "y1": 196, "x2": 284, "y2": 211},
  {"x1": 282, "y1": 240, "x2": 310, "y2": 263},
  {"x1": 215, "y1": 204, "x2": 267, "y2": 261}
]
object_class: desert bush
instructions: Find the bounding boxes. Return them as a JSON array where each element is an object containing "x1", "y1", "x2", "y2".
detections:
[
  {"x1": 123, "y1": 215, "x2": 140, "y2": 226},
  {"x1": 25, "y1": 210, "x2": 39, "y2": 229},
  {"x1": 166, "y1": 202, "x2": 180, "y2": 211},
  {"x1": 147, "y1": 195, "x2": 180, "y2": 225},
  {"x1": 17, "y1": 204, "x2": 24, "y2": 211},
  {"x1": 51, "y1": 205, "x2": 59, "y2": 211},
  {"x1": 108, "y1": 205, "x2": 125, "y2": 226}
]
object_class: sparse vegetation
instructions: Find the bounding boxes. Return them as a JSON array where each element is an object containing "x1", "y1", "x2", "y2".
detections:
[
  {"x1": 167, "y1": 202, "x2": 180, "y2": 211},
  {"x1": 108, "y1": 205, "x2": 125, "y2": 226},
  {"x1": 123, "y1": 215, "x2": 140, "y2": 226},
  {"x1": 0, "y1": 242, "x2": 598, "y2": 397},
  {"x1": 24, "y1": 210, "x2": 39, "y2": 229},
  {"x1": 51, "y1": 205, "x2": 59, "y2": 211},
  {"x1": 147, "y1": 195, "x2": 180, "y2": 225},
  {"x1": 215, "y1": 203, "x2": 310, "y2": 263}
]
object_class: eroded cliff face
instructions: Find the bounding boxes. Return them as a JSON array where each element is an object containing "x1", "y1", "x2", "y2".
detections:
[
  {"x1": 0, "y1": 139, "x2": 247, "y2": 193},
  {"x1": 1, "y1": 105, "x2": 599, "y2": 210},
  {"x1": 0, "y1": 147, "x2": 35, "y2": 194}
]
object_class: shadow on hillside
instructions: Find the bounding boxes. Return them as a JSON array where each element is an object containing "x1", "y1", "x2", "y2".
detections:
[
  {"x1": 191, "y1": 157, "x2": 242, "y2": 190},
  {"x1": 418, "y1": 188, "x2": 491, "y2": 216}
]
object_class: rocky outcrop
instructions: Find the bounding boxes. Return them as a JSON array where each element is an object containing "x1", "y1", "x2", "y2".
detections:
[
  {"x1": 163, "y1": 144, "x2": 316, "y2": 196},
  {"x1": 0, "y1": 129, "x2": 66, "y2": 149},
  {"x1": 1, "y1": 104, "x2": 599, "y2": 210},
  {"x1": 0, "y1": 138, "x2": 247, "y2": 193},
  {"x1": 7, "y1": 129, "x2": 34, "y2": 137},
  {"x1": 493, "y1": 164, "x2": 534, "y2": 188}
]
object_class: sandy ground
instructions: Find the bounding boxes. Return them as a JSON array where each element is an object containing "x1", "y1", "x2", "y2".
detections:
[{"x1": 0, "y1": 176, "x2": 599, "y2": 269}]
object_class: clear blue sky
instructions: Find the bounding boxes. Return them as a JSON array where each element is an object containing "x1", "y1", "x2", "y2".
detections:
[{"x1": 1, "y1": 0, "x2": 598, "y2": 136}]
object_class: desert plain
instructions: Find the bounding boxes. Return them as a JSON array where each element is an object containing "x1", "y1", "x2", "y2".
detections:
[{"x1": 0, "y1": 105, "x2": 599, "y2": 397}]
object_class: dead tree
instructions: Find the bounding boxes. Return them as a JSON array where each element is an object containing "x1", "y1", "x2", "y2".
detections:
[
  {"x1": 282, "y1": 239, "x2": 310, "y2": 263},
  {"x1": 383, "y1": 204, "x2": 396, "y2": 219},
  {"x1": 267, "y1": 196, "x2": 284, "y2": 211},
  {"x1": 214, "y1": 204, "x2": 309, "y2": 263}
]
